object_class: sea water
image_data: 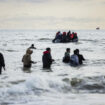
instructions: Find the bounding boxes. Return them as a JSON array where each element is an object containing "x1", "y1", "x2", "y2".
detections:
[{"x1": 0, "y1": 30, "x2": 105, "y2": 105}]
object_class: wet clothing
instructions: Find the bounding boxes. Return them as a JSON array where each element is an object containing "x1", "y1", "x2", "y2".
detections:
[
  {"x1": 77, "y1": 54, "x2": 85, "y2": 64},
  {"x1": 22, "y1": 54, "x2": 33, "y2": 68},
  {"x1": 70, "y1": 54, "x2": 79, "y2": 66},
  {"x1": 0, "y1": 53, "x2": 5, "y2": 74},
  {"x1": 63, "y1": 52, "x2": 70, "y2": 63},
  {"x1": 42, "y1": 51, "x2": 53, "y2": 68}
]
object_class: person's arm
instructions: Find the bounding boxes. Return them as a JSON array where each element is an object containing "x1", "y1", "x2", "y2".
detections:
[
  {"x1": 29, "y1": 56, "x2": 36, "y2": 64},
  {"x1": 50, "y1": 54, "x2": 54, "y2": 62},
  {"x1": 30, "y1": 61, "x2": 36, "y2": 64},
  {"x1": 3, "y1": 66, "x2": 5, "y2": 70},
  {"x1": 81, "y1": 55, "x2": 85, "y2": 60},
  {"x1": 29, "y1": 56, "x2": 34, "y2": 64},
  {"x1": 47, "y1": 53, "x2": 54, "y2": 63}
]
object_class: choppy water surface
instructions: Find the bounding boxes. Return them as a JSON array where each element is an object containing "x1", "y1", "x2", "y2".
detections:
[{"x1": 0, "y1": 30, "x2": 105, "y2": 105}]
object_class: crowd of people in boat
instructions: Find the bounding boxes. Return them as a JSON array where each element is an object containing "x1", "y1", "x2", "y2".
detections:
[
  {"x1": 0, "y1": 44, "x2": 85, "y2": 74},
  {"x1": 52, "y1": 30, "x2": 78, "y2": 43}
]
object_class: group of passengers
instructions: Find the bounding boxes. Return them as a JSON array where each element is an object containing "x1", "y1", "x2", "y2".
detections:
[{"x1": 53, "y1": 30, "x2": 78, "y2": 43}]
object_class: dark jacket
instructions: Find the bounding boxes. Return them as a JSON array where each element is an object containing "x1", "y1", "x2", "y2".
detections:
[
  {"x1": 77, "y1": 54, "x2": 85, "y2": 64},
  {"x1": 63, "y1": 52, "x2": 70, "y2": 63},
  {"x1": 62, "y1": 32, "x2": 67, "y2": 42},
  {"x1": 0, "y1": 53, "x2": 5, "y2": 68},
  {"x1": 42, "y1": 51, "x2": 53, "y2": 68}
]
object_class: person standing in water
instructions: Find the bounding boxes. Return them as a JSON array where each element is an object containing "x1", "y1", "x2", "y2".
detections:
[
  {"x1": 70, "y1": 50, "x2": 79, "y2": 66},
  {"x1": 22, "y1": 49, "x2": 35, "y2": 68},
  {"x1": 0, "y1": 52, "x2": 5, "y2": 75},
  {"x1": 29, "y1": 44, "x2": 36, "y2": 49},
  {"x1": 76, "y1": 49, "x2": 85, "y2": 64},
  {"x1": 42, "y1": 48, "x2": 54, "y2": 69},
  {"x1": 63, "y1": 48, "x2": 70, "y2": 63}
]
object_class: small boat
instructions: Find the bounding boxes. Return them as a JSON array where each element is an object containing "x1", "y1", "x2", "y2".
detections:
[
  {"x1": 52, "y1": 37, "x2": 78, "y2": 43},
  {"x1": 52, "y1": 31, "x2": 78, "y2": 43}
]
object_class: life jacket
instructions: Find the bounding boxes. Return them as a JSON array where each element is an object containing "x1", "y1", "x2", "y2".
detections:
[
  {"x1": 70, "y1": 34, "x2": 74, "y2": 39},
  {"x1": 63, "y1": 32, "x2": 66, "y2": 36}
]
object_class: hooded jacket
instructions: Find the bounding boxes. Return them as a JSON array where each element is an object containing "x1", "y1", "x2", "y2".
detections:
[
  {"x1": 22, "y1": 49, "x2": 33, "y2": 67},
  {"x1": 22, "y1": 54, "x2": 32, "y2": 67},
  {"x1": 42, "y1": 51, "x2": 53, "y2": 68}
]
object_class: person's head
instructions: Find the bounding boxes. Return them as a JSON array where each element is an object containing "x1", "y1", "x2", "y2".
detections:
[
  {"x1": 66, "y1": 48, "x2": 70, "y2": 53},
  {"x1": 31, "y1": 44, "x2": 34, "y2": 47},
  {"x1": 68, "y1": 30, "x2": 71, "y2": 33},
  {"x1": 75, "y1": 32, "x2": 77, "y2": 35},
  {"x1": 74, "y1": 50, "x2": 77, "y2": 55},
  {"x1": 26, "y1": 49, "x2": 33, "y2": 55},
  {"x1": 46, "y1": 47, "x2": 51, "y2": 52},
  {"x1": 56, "y1": 31, "x2": 60, "y2": 35},
  {"x1": 63, "y1": 32, "x2": 66, "y2": 35},
  {"x1": 76, "y1": 49, "x2": 79, "y2": 54}
]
